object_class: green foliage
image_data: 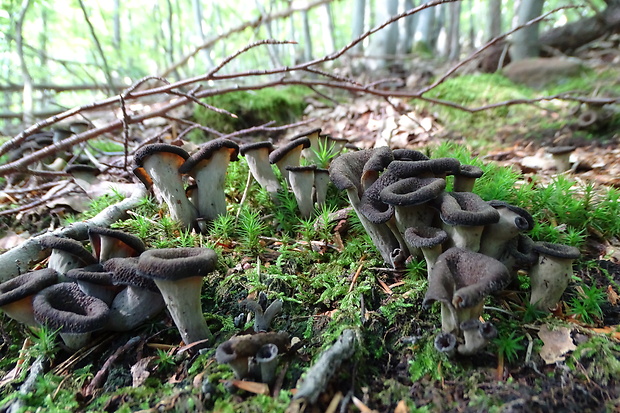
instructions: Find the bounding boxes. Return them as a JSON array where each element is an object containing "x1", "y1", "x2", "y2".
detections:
[
  {"x1": 237, "y1": 208, "x2": 267, "y2": 253},
  {"x1": 567, "y1": 336, "x2": 620, "y2": 386},
  {"x1": 409, "y1": 334, "x2": 461, "y2": 382},
  {"x1": 494, "y1": 330, "x2": 525, "y2": 364},
  {"x1": 568, "y1": 284, "x2": 605, "y2": 324},
  {"x1": 192, "y1": 87, "x2": 309, "y2": 138}
]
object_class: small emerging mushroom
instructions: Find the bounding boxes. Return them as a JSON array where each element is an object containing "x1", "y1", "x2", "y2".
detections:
[
  {"x1": 65, "y1": 264, "x2": 120, "y2": 305},
  {"x1": 255, "y1": 343, "x2": 279, "y2": 384},
  {"x1": 434, "y1": 331, "x2": 457, "y2": 357},
  {"x1": 137, "y1": 247, "x2": 218, "y2": 346},
  {"x1": 457, "y1": 319, "x2": 497, "y2": 356},
  {"x1": 423, "y1": 247, "x2": 511, "y2": 334},
  {"x1": 452, "y1": 164, "x2": 484, "y2": 192},
  {"x1": 313, "y1": 168, "x2": 330, "y2": 207},
  {"x1": 179, "y1": 138, "x2": 240, "y2": 222},
  {"x1": 245, "y1": 292, "x2": 283, "y2": 332},
  {"x1": 33, "y1": 283, "x2": 110, "y2": 350},
  {"x1": 529, "y1": 242, "x2": 580, "y2": 312},
  {"x1": 545, "y1": 146, "x2": 576, "y2": 173},
  {"x1": 133, "y1": 143, "x2": 197, "y2": 229},
  {"x1": 404, "y1": 226, "x2": 448, "y2": 275},
  {"x1": 0, "y1": 268, "x2": 58, "y2": 326}
]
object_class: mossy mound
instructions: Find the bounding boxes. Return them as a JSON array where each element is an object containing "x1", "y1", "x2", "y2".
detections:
[{"x1": 191, "y1": 86, "x2": 309, "y2": 140}]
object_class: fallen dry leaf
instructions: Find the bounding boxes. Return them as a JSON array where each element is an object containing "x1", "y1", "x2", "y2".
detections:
[
  {"x1": 607, "y1": 285, "x2": 620, "y2": 306},
  {"x1": 538, "y1": 324, "x2": 576, "y2": 364},
  {"x1": 352, "y1": 395, "x2": 379, "y2": 413},
  {"x1": 394, "y1": 399, "x2": 409, "y2": 413},
  {"x1": 226, "y1": 380, "x2": 270, "y2": 395},
  {"x1": 130, "y1": 356, "x2": 154, "y2": 387}
]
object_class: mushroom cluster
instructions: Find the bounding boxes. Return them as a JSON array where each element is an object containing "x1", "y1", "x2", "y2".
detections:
[
  {"x1": 0, "y1": 226, "x2": 219, "y2": 351},
  {"x1": 330, "y1": 147, "x2": 580, "y2": 355}
]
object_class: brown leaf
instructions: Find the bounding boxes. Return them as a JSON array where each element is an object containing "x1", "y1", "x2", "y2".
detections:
[
  {"x1": 130, "y1": 357, "x2": 155, "y2": 388},
  {"x1": 226, "y1": 380, "x2": 270, "y2": 395},
  {"x1": 394, "y1": 400, "x2": 409, "y2": 413},
  {"x1": 352, "y1": 396, "x2": 379, "y2": 413},
  {"x1": 607, "y1": 285, "x2": 620, "y2": 306},
  {"x1": 538, "y1": 324, "x2": 576, "y2": 364}
]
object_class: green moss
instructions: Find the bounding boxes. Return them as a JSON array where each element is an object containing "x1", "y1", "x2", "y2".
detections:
[{"x1": 191, "y1": 86, "x2": 309, "y2": 139}]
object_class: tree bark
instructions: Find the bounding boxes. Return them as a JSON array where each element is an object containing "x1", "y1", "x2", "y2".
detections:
[
  {"x1": 192, "y1": 0, "x2": 215, "y2": 67},
  {"x1": 366, "y1": 0, "x2": 398, "y2": 69},
  {"x1": 352, "y1": 0, "x2": 366, "y2": 52},
  {"x1": 448, "y1": 1, "x2": 461, "y2": 61},
  {"x1": 113, "y1": 0, "x2": 121, "y2": 49},
  {"x1": 16, "y1": 0, "x2": 34, "y2": 125},
  {"x1": 77, "y1": 0, "x2": 115, "y2": 93},
  {"x1": 321, "y1": 3, "x2": 337, "y2": 53},
  {"x1": 302, "y1": 10, "x2": 313, "y2": 62},
  {"x1": 414, "y1": 7, "x2": 435, "y2": 51},
  {"x1": 488, "y1": 0, "x2": 502, "y2": 40},
  {"x1": 510, "y1": 0, "x2": 545, "y2": 61},
  {"x1": 400, "y1": 0, "x2": 417, "y2": 54}
]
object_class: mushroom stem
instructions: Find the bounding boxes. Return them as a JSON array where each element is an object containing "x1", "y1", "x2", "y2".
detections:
[
  {"x1": 256, "y1": 343, "x2": 279, "y2": 384},
  {"x1": 154, "y1": 277, "x2": 212, "y2": 345},
  {"x1": 529, "y1": 242, "x2": 580, "y2": 311},
  {"x1": 457, "y1": 319, "x2": 497, "y2": 356}
]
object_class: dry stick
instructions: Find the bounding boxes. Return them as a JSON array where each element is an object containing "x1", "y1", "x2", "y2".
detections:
[
  {"x1": 85, "y1": 335, "x2": 142, "y2": 395},
  {"x1": 0, "y1": 186, "x2": 147, "y2": 282},
  {"x1": 290, "y1": 329, "x2": 357, "y2": 405},
  {"x1": 7, "y1": 355, "x2": 45, "y2": 413}
]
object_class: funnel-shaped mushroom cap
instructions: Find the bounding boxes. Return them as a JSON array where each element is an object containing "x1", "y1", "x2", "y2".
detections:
[
  {"x1": 452, "y1": 164, "x2": 484, "y2": 192},
  {"x1": 179, "y1": 139, "x2": 239, "y2": 222},
  {"x1": 88, "y1": 226, "x2": 146, "y2": 262},
  {"x1": 269, "y1": 136, "x2": 311, "y2": 182},
  {"x1": 65, "y1": 264, "x2": 120, "y2": 305},
  {"x1": 38, "y1": 235, "x2": 97, "y2": 274},
  {"x1": 256, "y1": 343, "x2": 279, "y2": 384},
  {"x1": 329, "y1": 149, "x2": 376, "y2": 202},
  {"x1": 359, "y1": 178, "x2": 395, "y2": 224},
  {"x1": 529, "y1": 242, "x2": 580, "y2": 311},
  {"x1": 435, "y1": 192, "x2": 500, "y2": 227},
  {"x1": 392, "y1": 149, "x2": 429, "y2": 161},
  {"x1": 480, "y1": 201, "x2": 534, "y2": 259},
  {"x1": 297, "y1": 128, "x2": 322, "y2": 164},
  {"x1": 404, "y1": 226, "x2": 448, "y2": 249},
  {"x1": 424, "y1": 247, "x2": 510, "y2": 309},
  {"x1": 138, "y1": 247, "x2": 218, "y2": 346},
  {"x1": 103, "y1": 257, "x2": 158, "y2": 291},
  {"x1": 387, "y1": 157, "x2": 461, "y2": 179},
  {"x1": 239, "y1": 141, "x2": 281, "y2": 198},
  {"x1": 0, "y1": 268, "x2": 58, "y2": 325},
  {"x1": 133, "y1": 143, "x2": 197, "y2": 228},
  {"x1": 424, "y1": 248, "x2": 510, "y2": 332},
  {"x1": 102, "y1": 257, "x2": 164, "y2": 331},
  {"x1": 33, "y1": 283, "x2": 110, "y2": 334},
  {"x1": 245, "y1": 292, "x2": 283, "y2": 332},
  {"x1": 381, "y1": 176, "x2": 446, "y2": 207},
  {"x1": 457, "y1": 319, "x2": 497, "y2": 356},
  {"x1": 138, "y1": 247, "x2": 218, "y2": 281},
  {"x1": 488, "y1": 200, "x2": 534, "y2": 231},
  {"x1": 361, "y1": 146, "x2": 393, "y2": 189},
  {"x1": 434, "y1": 331, "x2": 457, "y2": 356},
  {"x1": 215, "y1": 332, "x2": 290, "y2": 379}
]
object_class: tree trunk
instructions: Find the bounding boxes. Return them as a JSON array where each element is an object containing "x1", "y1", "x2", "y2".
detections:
[
  {"x1": 488, "y1": 0, "x2": 502, "y2": 40},
  {"x1": 113, "y1": 0, "x2": 120, "y2": 49},
  {"x1": 510, "y1": 0, "x2": 545, "y2": 61},
  {"x1": 352, "y1": 0, "x2": 366, "y2": 52},
  {"x1": 191, "y1": 0, "x2": 215, "y2": 67},
  {"x1": 77, "y1": 0, "x2": 115, "y2": 93},
  {"x1": 302, "y1": 10, "x2": 313, "y2": 62},
  {"x1": 448, "y1": 1, "x2": 461, "y2": 61},
  {"x1": 16, "y1": 0, "x2": 33, "y2": 125},
  {"x1": 400, "y1": 0, "x2": 416, "y2": 54},
  {"x1": 321, "y1": 3, "x2": 337, "y2": 53},
  {"x1": 366, "y1": 0, "x2": 398, "y2": 69},
  {"x1": 414, "y1": 7, "x2": 435, "y2": 52}
]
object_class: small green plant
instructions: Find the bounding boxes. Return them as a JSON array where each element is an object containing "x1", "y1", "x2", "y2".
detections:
[
  {"x1": 310, "y1": 138, "x2": 339, "y2": 169},
  {"x1": 238, "y1": 208, "x2": 267, "y2": 253},
  {"x1": 568, "y1": 284, "x2": 605, "y2": 324},
  {"x1": 210, "y1": 213, "x2": 237, "y2": 241},
  {"x1": 520, "y1": 302, "x2": 547, "y2": 323},
  {"x1": 494, "y1": 330, "x2": 525, "y2": 364},
  {"x1": 28, "y1": 325, "x2": 60, "y2": 360},
  {"x1": 155, "y1": 348, "x2": 177, "y2": 371}
]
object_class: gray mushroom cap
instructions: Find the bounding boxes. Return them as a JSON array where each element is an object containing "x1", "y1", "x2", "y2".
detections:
[
  {"x1": 103, "y1": 257, "x2": 158, "y2": 291},
  {"x1": 380, "y1": 176, "x2": 446, "y2": 207},
  {"x1": 33, "y1": 283, "x2": 110, "y2": 334},
  {"x1": 0, "y1": 268, "x2": 58, "y2": 307},
  {"x1": 269, "y1": 136, "x2": 311, "y2": 164},
  {"x1": 239, "y1": 141, "x2": 275, "y2": 155},
  {"x1": 137, "y1": 248, "x2": 218, "y2": 280},
  {"x1": 435, "y1": 192, "x2": 500, "y2": 226},
  {"x1": 404, "y1": 226, "x2": 448, "y2": 248},
  {"x1": 545, "y1": 146, "x2": 576, "y2": 155},
  {"x1": 133, "y1": 143, "x2": 190, "y2": 190},
  {"x1": 392, "y1": 149, "x2": 429, "y2": 161},
  {"x1": 88, "y1": 226, "x2": 146, "y2": 262},
  {"x1": 532, "y1": 242, "x2": 580, "y2": 259},
  {"x1": 65, "y1": 264, "x2": 114, "y2": 286},
  {"x1": 178, "y1": 138, "x2": 239, "y2": 174},
  {"x1": 434, "y1": 331, "x2": 457, "y2": 355},
  {"x1": 329, "y1": 149, "x2": 376, "y2": 200},
  {"x1": 423, "y1": 247, "x2": 511, "y2": 310},
  {"x1": 361, "y1": 146, "x2": 393, "y2": 189},
  {"x1": 488, "y1": 200, "x2": 534, "y2": 231},
  {"x1": 387, "y1": 157, "x2": 461, "y2": 179},
  {"x1": 38, "y1": 236, "x2": 97, "y2": 265}
]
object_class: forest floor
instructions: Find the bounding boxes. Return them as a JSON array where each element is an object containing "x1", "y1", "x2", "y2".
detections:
[{"x1": 0, "y1": 59, "x2": 619, "y2": 413}]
